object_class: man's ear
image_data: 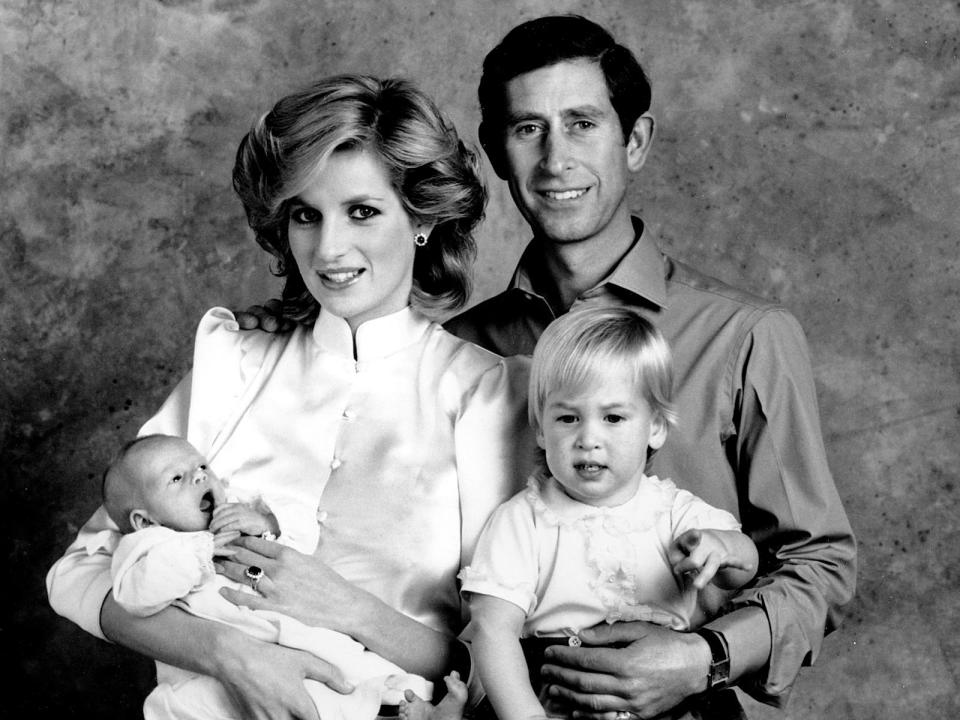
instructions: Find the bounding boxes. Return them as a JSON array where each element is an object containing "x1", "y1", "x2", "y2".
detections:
[
  {"x1": 647, "y1": 414, "x2": 668, "y2": 451},
  {"x1": 479, "y1": 122, "x2": 508, "y2": 179},
  {"x1": 130, "y1": 509, "x2": 155, "y2": 531},
  {"x1": 625, "y1": 113, "x2": 655, "y2": 173}
]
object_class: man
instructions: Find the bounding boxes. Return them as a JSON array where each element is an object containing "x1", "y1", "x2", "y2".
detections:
[
  {"x1": 240, "y1": 15, "x2": 856, "y2": 719},
  {"x1": 441, "y1": 15, "x2": 856, "y2": 720}
]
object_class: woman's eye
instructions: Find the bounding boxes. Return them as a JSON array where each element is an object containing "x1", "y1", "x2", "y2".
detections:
[
  {"x1": 349, "y1": 205, "x2": 378, "y2": 220},
  {"x1": 605, "y1": 414, "x2": 625, "y2": 424},
  {"x1": 172, "y1": 474, "x2": 183, "y2": 483},
  {"x1": 557, "y1": 415, "x2": 577, "y2": 424},
  {"x1": 199, "y1": 465, "x2": 207, "y2": 471},
  {"x1": 290, "y1": 206, "x2": 320, "y2": 225}
]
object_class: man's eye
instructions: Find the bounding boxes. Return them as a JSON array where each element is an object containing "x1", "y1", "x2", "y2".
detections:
[
  {"x1": 572, "y1": 120, "x2": 595, "y2": 131},
  {"x1": 172, "y1": 474, "x2": 183, "y2": 483},
  {"x1": 349, "y1": 205, "x2": 378, "y2": 220},
  {"x1": 199, "y1": 465, "x2": 207, "y2": 471},
  {"x1": 514, "y1": 123, "x2": 541, "y2": 137}
]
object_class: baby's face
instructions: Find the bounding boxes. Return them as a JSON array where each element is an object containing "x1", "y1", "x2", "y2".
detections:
[
  {"x1": 128, "y1": 436, "x2": 226, "y2": 532},
  {"x1": 537, "y1": 366, "x2": 667, "y2": 507}
]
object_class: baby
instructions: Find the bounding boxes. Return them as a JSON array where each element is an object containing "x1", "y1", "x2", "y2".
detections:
[
  {"x1": 401, "y1": 306, "x2": 758, "y2": 720},
  {"x1": 103, "y1": 433, "x2": 432, "y2": 720}
]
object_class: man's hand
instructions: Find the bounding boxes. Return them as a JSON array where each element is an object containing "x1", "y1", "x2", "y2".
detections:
[
  {"x1": 214, "y1": 632, "x2": 354, "y2": 720},
  {"x1": 234, "y1": 298, "x2": 295, "y2": 334},
  {"x1": 539, "y1": 621, "x2": 710, "y2": 719}
]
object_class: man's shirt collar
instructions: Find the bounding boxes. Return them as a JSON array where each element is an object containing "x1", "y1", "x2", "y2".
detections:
[{"x1": 507, "y1": 217, "x2": 667, "y2": 310}]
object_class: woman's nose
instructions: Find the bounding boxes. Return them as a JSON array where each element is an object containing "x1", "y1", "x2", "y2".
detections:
[
  {"x1": 314, "y1": 220, "x2": 346, "y2": 262},
  {"x1": 192, "y1": 468, "x2": 207, "y2": 485}
]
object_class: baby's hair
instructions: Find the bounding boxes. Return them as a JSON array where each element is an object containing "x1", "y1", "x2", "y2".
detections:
[
  {"x1": 528, "y1": 306, "x2": 677, "y2": 432},
  {"x1": 101, "y1": 434, "x2": 168, "y2": 533}
]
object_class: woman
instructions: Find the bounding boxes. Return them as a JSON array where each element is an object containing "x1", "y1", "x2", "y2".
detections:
[{"x1": 47, "y1": 75, "x2": 531, "y2": 719}]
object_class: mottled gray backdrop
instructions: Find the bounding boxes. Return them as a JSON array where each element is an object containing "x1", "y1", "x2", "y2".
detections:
[{"x1": 3, "y1": 0, "x2": 958, "y2": 717}]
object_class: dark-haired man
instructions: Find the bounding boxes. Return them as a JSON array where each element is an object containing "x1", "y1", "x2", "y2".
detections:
[{"x1": 443, "y1": 14, "x2": 856, "y2": 720}]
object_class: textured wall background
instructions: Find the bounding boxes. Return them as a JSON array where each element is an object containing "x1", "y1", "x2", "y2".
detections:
[{"x1": 3, "y1": 0, "x2": 958, "y2": 717}]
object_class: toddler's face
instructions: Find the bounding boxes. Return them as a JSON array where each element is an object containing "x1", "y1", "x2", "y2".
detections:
[
  {"x1": 537, "y1": 366, "x2": 666, "y2": 507},
  {"x1": 129, "y1": 437, "x2": 226, "y2": 532}
]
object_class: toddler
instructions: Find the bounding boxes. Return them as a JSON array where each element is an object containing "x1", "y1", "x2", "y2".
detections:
[
  {"x1": 401, "y1": 306, "x2": 758, "y2": 720},
  {"x1": 102, "y1": 433, "x2": 432, "y2": 720}
]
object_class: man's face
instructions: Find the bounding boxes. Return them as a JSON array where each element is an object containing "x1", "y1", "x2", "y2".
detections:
[{"x1": 496, "y1": 59, "x2": 642, "y2": 247}]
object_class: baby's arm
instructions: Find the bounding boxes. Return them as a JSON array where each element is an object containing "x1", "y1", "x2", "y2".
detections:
[
  {"x1": 112, "y1": 528, "x2": 217, "y2": 616},
  {"x1": 669, "y1": 528, "x2": 759, "y2": 591},
  {"x1": 209, "y1": 500, "x2": 279, "y2": 538},
  {"x1": 468, "y1": 593, "x2": 547, "y2": 720}
]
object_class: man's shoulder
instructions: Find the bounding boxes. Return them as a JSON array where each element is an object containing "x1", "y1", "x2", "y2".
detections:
[
  {"x1": 443, "y1": 288, "x2": 539, "y2": 356},
  {"x1": 666, "y1": 255, "x2": 778, "y2": 312}
]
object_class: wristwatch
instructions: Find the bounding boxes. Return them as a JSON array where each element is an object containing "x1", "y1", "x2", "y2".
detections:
[{"x1": 693, "y1": 628, "x2": 731, "y2": 690}]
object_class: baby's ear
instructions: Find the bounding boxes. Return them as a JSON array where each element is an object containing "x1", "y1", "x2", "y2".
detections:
[{"x1": 129, "y1": 509, "x2": 155, "y2": 531}]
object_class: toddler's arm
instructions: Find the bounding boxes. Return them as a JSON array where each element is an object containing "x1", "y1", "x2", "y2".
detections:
[
  {"x1": 468, "y1": 593, "x2": 548, "y2": 720},
  {"x1": 669, "y1": 528, "x2": 759, "y2": 591}
]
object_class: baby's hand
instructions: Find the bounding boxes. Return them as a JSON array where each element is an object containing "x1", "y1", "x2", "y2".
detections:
[
  {"x1": 210, "y1": 502, "x2": 278, "y2": 539},
  {"x1": 668, "y1": 529, "x2": 751, "y2": 590}
]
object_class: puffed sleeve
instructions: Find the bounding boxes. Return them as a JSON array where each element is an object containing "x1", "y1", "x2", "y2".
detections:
[
  {"x1": 111, "y1": 527, "x2": 215, "y2": 617},
  {"x1": 727, "y1": 310, "x2": 857, "y2": 704},
  {"x1": 453, "y1": 354, "x2": 535, "y2": 571},
  {"x1": 459, "y1": 491, "x2": 540, "y2": 614}
]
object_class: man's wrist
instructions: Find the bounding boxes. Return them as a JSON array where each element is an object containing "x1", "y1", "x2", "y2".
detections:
[{"x1": 693, "y1": 628, "x2": 731, "y2": 691}]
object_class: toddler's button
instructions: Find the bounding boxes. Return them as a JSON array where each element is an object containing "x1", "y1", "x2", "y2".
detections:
[
  {"x1": 342, "y1": 409, "x2": 355, "y2": 421},
  {"x1": 568, "y1": 636, "x2": 582, "y2": 647},
  {"x1": 316, "y1": 509, "x2": 328, "y2": 524},
  {"x1": 330, "y1": 457, "x2": 342, "y2": 470}
]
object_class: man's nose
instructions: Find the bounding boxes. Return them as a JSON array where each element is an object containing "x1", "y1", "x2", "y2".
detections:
[
  {"x1": 192, "y1": 468, "x2": 207, "y2": 485},
  {"x1": 539, "y1": 130, "x2": 574, "y2": 174}
]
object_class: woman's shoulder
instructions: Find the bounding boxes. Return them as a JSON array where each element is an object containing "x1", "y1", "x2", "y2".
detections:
[{"x1": 195, "y1": 307, "x2": 305, "y2": 366}]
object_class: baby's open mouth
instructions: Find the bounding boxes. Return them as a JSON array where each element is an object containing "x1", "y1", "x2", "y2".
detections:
[{"x1": 199, "y1": 491, "x2": 215, "y2": 516}]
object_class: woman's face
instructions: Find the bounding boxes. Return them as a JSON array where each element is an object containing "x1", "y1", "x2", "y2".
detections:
[{"x1": 286, "y1": 148, "x2": 425, "y2": 333}]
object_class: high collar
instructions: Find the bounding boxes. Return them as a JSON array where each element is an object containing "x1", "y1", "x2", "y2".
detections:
[
  {"x1": 508, "y1": 217, "x2": 667, "y2": 310},
  {"x1": 312, "y1": 305, "x2": 431, "y2": 360}
]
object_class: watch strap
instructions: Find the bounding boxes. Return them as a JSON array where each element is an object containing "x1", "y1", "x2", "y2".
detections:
[{"x1": 694, "y1": 627, "x2": 731, "y2": 690}]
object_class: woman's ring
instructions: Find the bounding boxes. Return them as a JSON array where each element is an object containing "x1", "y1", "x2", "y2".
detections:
[
  {"x1": 244, "y1": 565, "x2": 264, "y2": 591},
  {"x1": 614, "y1": 713, "x2": 637, "y2": 720}
]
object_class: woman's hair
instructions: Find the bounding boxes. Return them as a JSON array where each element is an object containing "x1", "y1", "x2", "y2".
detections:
[
  {"x1": 478, "y1": 14, "x2": 651, "y2": 158},
  {"x1": 528, "y1": 306, "x2": 677, "y2": 433},
  {"x1": 233, "y1": 74, "x2": 487, "y2": 323}
]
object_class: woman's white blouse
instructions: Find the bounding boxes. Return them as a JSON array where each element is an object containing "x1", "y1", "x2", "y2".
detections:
[{"x1": 47, "y1": 306, "x2": 532, "y2": 640}]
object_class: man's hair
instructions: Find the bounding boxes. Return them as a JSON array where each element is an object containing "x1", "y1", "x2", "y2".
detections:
[
  {"x1": 233, "y1": 74, "x2": 487, "y2": 323},
  {"x1": 528, "y1": 306, "x2": 677, "y2": 434},
  {"x1": 478, "y1": 14, "x2": 652, "y2": 153}
]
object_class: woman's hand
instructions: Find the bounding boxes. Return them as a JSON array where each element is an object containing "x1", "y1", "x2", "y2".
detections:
[
  {"x1": 216, "y1": 536, "x2": 363, "y2": 634},
  {"x1": 213, "y1": 631, "x2": 354, "y2": 720}
]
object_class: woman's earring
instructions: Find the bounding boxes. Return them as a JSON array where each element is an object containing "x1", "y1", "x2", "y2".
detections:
[{"x1": 414, "y1": 232, "x2": 428, "y2": 247}]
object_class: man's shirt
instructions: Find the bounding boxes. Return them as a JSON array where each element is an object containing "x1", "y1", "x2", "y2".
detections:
[{"x1": 445, "y1": 219, "x2": 857, "y2": 705}]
